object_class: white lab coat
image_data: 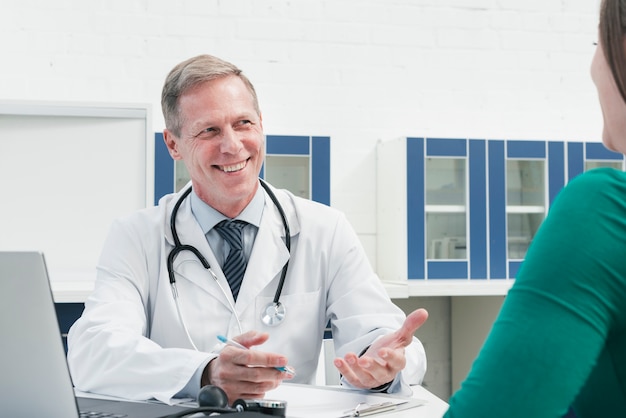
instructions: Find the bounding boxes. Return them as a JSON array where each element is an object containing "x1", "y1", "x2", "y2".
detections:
[{"x1": 67, "y1": 183, "x2": 426, "y2": 403}]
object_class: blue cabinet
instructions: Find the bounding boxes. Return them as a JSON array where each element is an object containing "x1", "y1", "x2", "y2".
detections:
[
  {"x1": 378, "y1": 137, "x2": 623, "y2": 288},
  {"x1": 154, "y1": 134, "x2": 331, "y2": 206}
]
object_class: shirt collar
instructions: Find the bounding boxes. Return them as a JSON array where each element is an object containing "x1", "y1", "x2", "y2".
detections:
[{"x1": 190, "y1": 182, "x2": 265, "y2": 234}]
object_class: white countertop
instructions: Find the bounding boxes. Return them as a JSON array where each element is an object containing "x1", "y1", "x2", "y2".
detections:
[{"x1": 51, "y1": 278, "x2": 512, "y2": 303}]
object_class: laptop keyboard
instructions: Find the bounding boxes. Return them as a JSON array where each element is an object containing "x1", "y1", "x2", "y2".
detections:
[{"x1": 80, "y1": 411, "x2": 128, "y2": 418}]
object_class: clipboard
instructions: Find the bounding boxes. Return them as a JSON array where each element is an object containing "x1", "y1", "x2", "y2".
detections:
[{"x1": 265, "y1": 383, "x2": 426, "y2": 418}]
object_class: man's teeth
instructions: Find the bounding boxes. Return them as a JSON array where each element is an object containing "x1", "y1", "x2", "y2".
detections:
[{"x1": 221, "y1": 161, "x2": 246, "y2": 172}]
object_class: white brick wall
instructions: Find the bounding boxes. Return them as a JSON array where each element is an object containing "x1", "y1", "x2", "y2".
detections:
[
  {"x1": 0, "y1": 1, "x2": 602, "y2": 142},
  {"x1": 0, "y1": 0, "x2": 604, "y2": 401}
]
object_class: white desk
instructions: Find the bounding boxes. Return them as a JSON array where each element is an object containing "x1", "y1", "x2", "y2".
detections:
[
  {"x1": 393, "y1": 385, "x2": 448, "y2": 417},
  {"x1": 264, "y1": 383, "x2": 448, "y2": 418},
  {"x1": 78, "y1": 383, "x2": 448, "y2": 418},
  {"x1": 56, "y1": 283, "x2": 449, "y2": 417}
]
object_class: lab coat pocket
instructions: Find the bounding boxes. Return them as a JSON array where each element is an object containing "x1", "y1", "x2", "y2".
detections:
[{"x1": 255, "y1": 289, "x2": 324, "y2": 381}]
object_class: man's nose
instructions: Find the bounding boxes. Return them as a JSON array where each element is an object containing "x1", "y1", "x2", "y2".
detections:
[{"x1": 219, "y1": 127, "x2": 243, "y2": 154}]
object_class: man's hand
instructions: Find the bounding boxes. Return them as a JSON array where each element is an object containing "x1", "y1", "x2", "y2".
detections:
[
  {"x1": 332, "y1": 308, "x2": 428, "y2": 390},
  {"x1": 203, "y1": 330, "x2": 294, "y2": 404}
]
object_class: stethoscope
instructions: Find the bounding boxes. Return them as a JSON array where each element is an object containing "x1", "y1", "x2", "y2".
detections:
[{"x1": 167, "y1": 179, "x2": 290, "y2": 349}]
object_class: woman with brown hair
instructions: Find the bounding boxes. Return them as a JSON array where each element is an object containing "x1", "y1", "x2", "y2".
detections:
[{"x1": 444, "y1": 1, "x2": 626, "y2": 416}]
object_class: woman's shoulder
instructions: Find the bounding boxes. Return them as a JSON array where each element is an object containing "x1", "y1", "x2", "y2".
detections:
[
  {"x1": 555, "y1": 168, "x2": 626, "y2": 207},
  {"x1": 567, "y1": 166, "x2": 626, "y2": 187}
]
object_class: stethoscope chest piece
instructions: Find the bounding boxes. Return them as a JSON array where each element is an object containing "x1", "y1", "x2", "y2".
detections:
[{"x1": 261, "y1": 301, "x2": 286, "y2": 326}]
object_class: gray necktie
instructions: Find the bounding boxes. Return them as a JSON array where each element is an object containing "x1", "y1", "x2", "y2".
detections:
[{"x1": 214, "y1": 220, "x2": 248, "y2": 301}]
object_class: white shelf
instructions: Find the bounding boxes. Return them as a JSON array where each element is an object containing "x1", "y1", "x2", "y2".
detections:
[
  {"x1": 385, "y1": 279, "x2": 513, "y2": 298},
  {"x1": 51, "y1": 281, "x2": 95, "y2": 303},
  {"x1": 381, "y1": 281, "x2": 409, "y2": 299}
]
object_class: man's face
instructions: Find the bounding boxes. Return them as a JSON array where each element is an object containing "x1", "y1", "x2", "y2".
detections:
[{"x1": 164, "y1": 75, "x2": 265, "y2": 217}]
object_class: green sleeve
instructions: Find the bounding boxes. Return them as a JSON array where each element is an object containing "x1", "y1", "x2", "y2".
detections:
[{"x1": 444, "y1": 168, "x2": 626, "y2": 418}]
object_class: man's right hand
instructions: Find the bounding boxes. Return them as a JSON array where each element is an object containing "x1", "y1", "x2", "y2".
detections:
[{"x1": 202, "y1": 330, "x2": 294, "y2": 404}]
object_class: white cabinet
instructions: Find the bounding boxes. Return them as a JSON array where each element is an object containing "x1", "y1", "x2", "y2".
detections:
[{"x1": 377, "y1": 137, "x2": 624, "y2": 297}]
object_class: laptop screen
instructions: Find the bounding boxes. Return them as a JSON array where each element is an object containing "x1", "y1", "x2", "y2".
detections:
[
  {"x1": 0, "y1": 251, "x2": 81, "y2": 418},
  {"x1": 0, "y1": 251, "x2": 197, "y2": 418}
]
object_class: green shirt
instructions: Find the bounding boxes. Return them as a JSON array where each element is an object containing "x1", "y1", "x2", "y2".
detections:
[{"x1": 445, "y1": 168, "x2": 626, "y2": 418}]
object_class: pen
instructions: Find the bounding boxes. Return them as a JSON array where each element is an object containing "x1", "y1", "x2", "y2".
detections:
[
  {"x1": 217, "y1": 335, "x2": 296, "y2": 375},
  {"x1": 342, "y1": 401, "x2": 397, "y2": 417}
]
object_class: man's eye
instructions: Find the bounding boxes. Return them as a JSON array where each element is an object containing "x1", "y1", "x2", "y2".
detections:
[
  {"x1": 195, "y1": 127, "x2": 216, "y2": 137},
  {"x1": 237, "y1": 120, "x2": 253, "y2": 127}
]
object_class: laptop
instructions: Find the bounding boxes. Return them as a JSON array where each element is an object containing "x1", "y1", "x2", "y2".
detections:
[{"x1": 0, "y1": 251, "x2": 192, "y2": 418}]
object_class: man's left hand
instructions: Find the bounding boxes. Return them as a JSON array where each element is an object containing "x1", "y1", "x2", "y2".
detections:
[{"x1": 332, "y1": 308, "x2": 428, "y2": 390}]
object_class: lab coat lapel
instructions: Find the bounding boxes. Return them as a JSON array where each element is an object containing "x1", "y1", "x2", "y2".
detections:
[
  {"x1": 164, "y1": 189, "x2": 234, "y2": 310},
  {"x1": 236, "y1": 190, "x2": 292, "y2": 308}
]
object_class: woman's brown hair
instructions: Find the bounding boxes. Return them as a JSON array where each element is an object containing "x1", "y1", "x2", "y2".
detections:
[{"x1": 599, "y1": 0, "x2": 626, "y2": 104}]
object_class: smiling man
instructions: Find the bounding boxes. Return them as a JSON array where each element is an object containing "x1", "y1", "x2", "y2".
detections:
[{"x1": 67, "y1": 54, "x2": 428, "y2": 405}]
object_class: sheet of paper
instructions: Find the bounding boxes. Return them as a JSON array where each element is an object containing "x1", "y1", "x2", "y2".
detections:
[{"x1": 265, "y1": 383, "x2": 426, "y2": 418}]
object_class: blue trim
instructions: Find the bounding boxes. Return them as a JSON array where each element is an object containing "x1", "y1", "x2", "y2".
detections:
[
  {"x1": 469, "y1": 139, "x2": 487, "y2": 279},
  {"x1": 586, "y1": 142, "x2": 623, "y2": 160},
  {"x1": 548, "y1": 142, "x2": 565, "y2": 205},
  {"x1": 488, "y1": 140, "x2": 507, "y2": 279},
  {"x1": 427, "y1": 261, "x2": 468, "y2": 279},
  {"x1": 407, "y1": 138, "x2": 425, "y2": 280},
  {"x1": 426, "y1": 137, "x2": 467, "y2": 157},
  {"x1": 567, "y1": 142, "x2": 584, "y2": 181},
  {"x1": 509, "y1": 261, "x2": 523, "y2": 278},
  {"x1": 266, "y1": 135, "x2": 310, "y2": 155},
  {"x1": 154, "y1": 133, "x2": 330, "y2": 206},
  {"x1": 507, "y1": 140, "x2": 546, "y2": 158},
  {"x1": 154, "y1": 132, "x2": 174, "y2": 205},
  {"x1": 55, "y1": 303, "x2": 85, "y2": 354},
  {"x1": 312, "y1": 136, "x2": 331, "y2": 205}
]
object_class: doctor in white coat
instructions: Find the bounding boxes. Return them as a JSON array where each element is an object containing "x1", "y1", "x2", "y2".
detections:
[{"x1": 67, "y1": 54, "x2": 428, "y2": 405}]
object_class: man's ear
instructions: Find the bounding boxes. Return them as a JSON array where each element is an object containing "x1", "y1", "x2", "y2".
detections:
[{"x1": 163, "y1": 129, "x2": 182, "y2": 160}]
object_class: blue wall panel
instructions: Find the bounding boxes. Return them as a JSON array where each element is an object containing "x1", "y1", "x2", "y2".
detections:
[
  {"x1": 428, "y1": 261, "x2": 468, "y2": 279},
  {"x1": 507, "y1": 140, "x2": 545, "y2": 158},
  {"x1": 426, "y1": 137, "x2": 467, "y2": 157},
  {"x1": 469, "y1": 139, "x2": 487, "y2": 279},
  {"x1": 266, "y1": 135, "x2": 310, "y2": 155},
  {"x1": 407, "y1": 138, "x2": 425, "y2": 280},
  {"x1": 509, "y1": 261, "x2": 523, "y2": 279},
  {"x1": 567, "y1": 142, "x2": 584, "y2": 181},
  {"x1": 488, "y1": 140, "x2": 506, "y2": 279},
  {"x1": 154, "y1": 132, "x2": 174, "y2": 205},
  {"x1": 548, "y1": 141, "x2": 565, "y2": 205},
  {"x1": 312, "y1": 136, "x2": 331, "y2": 206},
  {"x1": 586, "y1": 142, "x2": 623, "y2": 160}
]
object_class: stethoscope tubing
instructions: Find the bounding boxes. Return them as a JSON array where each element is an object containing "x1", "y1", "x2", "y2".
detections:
[
  {"x1": 259, "y1": 179, "x2": 290, "y2": 305},
  {"x1": 171, "y1": 265, "x2": 244, "y2": 338},
  {"x1": 167, "y1": 178, "x2": 290, "y2": 338}
]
